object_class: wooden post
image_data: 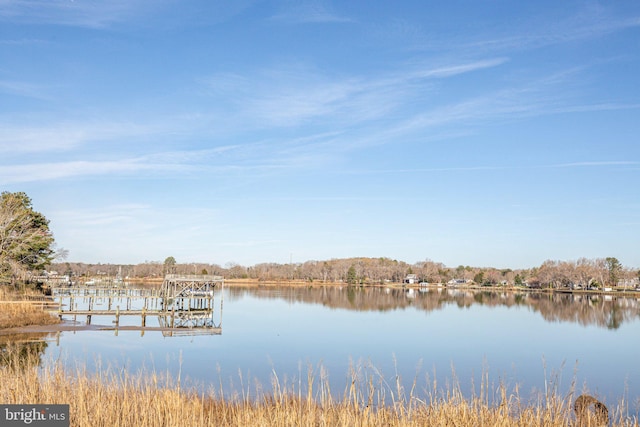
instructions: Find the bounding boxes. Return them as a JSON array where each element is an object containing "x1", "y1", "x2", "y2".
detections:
[
  {"x1": 170, "y1": 301, "x2": 175, "y2": 328},
  {"x1": 115, "y1": 305, "x2": 120, "y2": 327},
  {"x1": 220, "y1": 281, "x2": 224, "y2": 327}
]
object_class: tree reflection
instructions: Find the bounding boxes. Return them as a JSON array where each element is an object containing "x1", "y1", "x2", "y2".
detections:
[
  {"x1": 0, "y1": 333, "x2": 51, "y2": 368},
  {"x1": 227, "y1": 286, "x2": 640, "y2": 329},
  {"x1": 606, "y1": 303, "x2": 623, "y2": 330}
]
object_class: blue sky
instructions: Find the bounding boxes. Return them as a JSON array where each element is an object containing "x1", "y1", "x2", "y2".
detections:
[{"x1": 1, "y1": 0, "x2": 639, "y2": 269}]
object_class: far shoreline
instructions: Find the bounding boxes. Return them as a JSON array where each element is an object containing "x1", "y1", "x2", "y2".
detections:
[{"x1": 1, "y1": 280, "x2": 638, "y2": 335}]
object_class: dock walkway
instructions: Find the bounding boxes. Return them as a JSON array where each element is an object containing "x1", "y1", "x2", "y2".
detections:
[{"x1": 51, "y1": 274, "x2": 224, "y2": 336}]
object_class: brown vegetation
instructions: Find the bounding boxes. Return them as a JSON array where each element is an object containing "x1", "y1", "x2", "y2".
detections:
[
  {"x1": 0, "y1": 348, "x2": 636, "y2": 427},
  {"x1": 574, "y1": 394, "x2": 609, "y2": 426},
  {"x1": 0, "y1": 288, "x2": 59, "y2": 330}
]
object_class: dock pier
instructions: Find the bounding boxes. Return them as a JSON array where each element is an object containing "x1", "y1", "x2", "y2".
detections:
[{"x1": 52, "y1": 274, "x2": 224, "y2": 336}]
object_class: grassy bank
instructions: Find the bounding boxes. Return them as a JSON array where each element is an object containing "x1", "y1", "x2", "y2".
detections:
[
  {"x1": 0, "y1": 288, "x2": 59, "y2": 330},
  {"x1": 0, "y1": 349, "x2": 637, "y2": 427}
]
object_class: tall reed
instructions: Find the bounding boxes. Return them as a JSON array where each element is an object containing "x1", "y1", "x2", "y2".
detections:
[
  {"x1": 0, "y1": 300, "x2": 59, "y2": 329},
  {"x1": 1, "y1": 348, "x2": 637, "y2": 427}
]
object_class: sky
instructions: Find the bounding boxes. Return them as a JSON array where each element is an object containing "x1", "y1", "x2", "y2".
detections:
[{"x1": 1, "y1": 0, "x2": 639, "y2": 269}]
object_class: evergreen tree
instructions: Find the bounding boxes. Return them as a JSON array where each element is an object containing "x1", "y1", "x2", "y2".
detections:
[
  {"x1": 605, "y1": 257, "x2": 621, "y2": 287},
  {"x1": 163, "y1": 256, "x2": 177, "y2": 275},
  {"x1": 0, "y1": 192, "x2": 55, "y2": 285},
  {"x1": 514, "y1": 274, "x2": 523, "y2": 286},
  {"x1": 473, "y1": 271, "x2": 484, "y2": 285},
  {"x1": 346, "y1": 265, "x2": 357, "y2": 285}
]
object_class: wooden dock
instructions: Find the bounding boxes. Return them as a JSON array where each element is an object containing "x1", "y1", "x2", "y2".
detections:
[{"x1": 51, "y1": 274, "x2": 224, "y2": 336}]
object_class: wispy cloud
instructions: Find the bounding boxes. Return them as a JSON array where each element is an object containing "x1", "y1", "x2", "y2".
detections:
[
  {"x1": 0, "y1": 38, "x2": 48, "y2": 45},
  {"x1": 407, "y1": 58, "x2": 508, "y2": 79},
  {"x1": 547, "y1": 161, "x2": 640, "y2": 168},
  {"x1": 0, "y1": 0, "x2": 137, "y2": 28},
  {"x1": 3, "y1": 54, "x2": 630, "y2": 186},
  {"x1": 0, "y1": 118, "x2": 174, "y2": 154},
  {"x1": 271, "y1": 0, "x2": 351, "y2": 24},
  {"x1": 198, "y1": 55, "x2": 639, "y2": 166},
  {"x1": 0, "y1": 159, "x2": 187, "y2": 185},
  {"x1": 0, "y1": 79, "x2": 50, "y2": 99},
  {"x1": 0, "y1": 125, "x2": 88, "y2": 153},
  {"x1": 0, "y1": 0, "x2": 261, "y2": 29},
  {"x1": 49, "y1": 203, "x2": 228, "y2": 262},
  {"x1": 463, "y1": 8, "x2": 640, "y2": 53},
  {"x1": 376, "y1": 4, "x2": 640, "y2": 56},
  {"x1": 336, "y1": 161, "x2": 640, "y2": 176},
  {"x1": 0, "y1": 139, "x2": 330, "y2": 184},
  {"x1": 546, "y1": 103, "x2": 640, "y2": 114},
  {"x1": 357, "y1": 65, "x2": 640, "y2": 150},
  {"x1": 205, "y1": 58, "x2": 506, "y2": 128},
  {"x1": 55, "y1": 204, "x2": 151, "y2": 227}
]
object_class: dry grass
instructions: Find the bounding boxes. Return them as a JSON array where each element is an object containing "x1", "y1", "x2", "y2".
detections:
[
  {"x1": 0, "y1": 301, "x2": 59, "y2": 329},
  {"x1": 0, "y1": 287, "x2": 60, "y2": 330},
  {"x1": 0, "y1": 349, "x2": 638, "y2": 427}
]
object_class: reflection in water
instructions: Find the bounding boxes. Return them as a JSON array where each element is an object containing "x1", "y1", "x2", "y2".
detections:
[
  {"x1": 0, "y1": 333, "x2": 52, "y2": 367},
  {"x1": 157, "y1": 312, "x2": 222, "y2": 337},
  {"x1": 227, "y1": 286, "x2": 640, "y2": 329},
  {"x1": 4, "y1": 286, "x2": 639, "y2": 407},
  {"x1": 51, "y1": 284, "x2": 224, "y2": 336}
]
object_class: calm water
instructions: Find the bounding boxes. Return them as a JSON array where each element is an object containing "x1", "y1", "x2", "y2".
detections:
[{"x1": 28, "y1": 286, "x2": 640, "y2": 406}]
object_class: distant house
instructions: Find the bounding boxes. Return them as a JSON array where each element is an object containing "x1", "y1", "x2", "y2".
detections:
[
  {"x1": 447, "y1": 278, "x2": 467, "y2": 286},
  {"x1": 618, "y1": 278, "x2": 640, "y2": 289},
  {"x1": 527, "y1": 279, "x2": 541, "y2": 289},
  {"x1": 404, "y1": 274, "x2": 418, "y2": 284}
]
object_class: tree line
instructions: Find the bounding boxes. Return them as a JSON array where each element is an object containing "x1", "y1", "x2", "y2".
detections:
[{"x1": 51, "y1": 255, "x2": 640, "y2": 289}]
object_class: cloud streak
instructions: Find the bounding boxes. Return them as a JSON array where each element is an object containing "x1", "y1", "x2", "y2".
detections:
[
  {"x1": 205, "y1": 58, "x2": 507, "y2": 128},
  {"x1": 0, "y1": 0, "x2": 261, "y2": 29},
  {"x1": 271, "y1": 0, "x2": 351, "y2": 24},
  {"x1": 0, "y1": 0, "x2": 138, "y2": 28},
  {"x1": 336, "y1": 161, "x2": 640, "y2": 176},
  {"x1": 0, "y1": 118, "x2": 178, "y2": 154},
  {"x1": 4, "y1": 55, "x2": 627, "y2": 185},
  {"x1": 0, "y1": 139, "x2": 328, "y2": 184},
  {"x1": 462, "y1": 10, "x2": 640, "y2": 53},
  {"x1": 0, "y1": 79, "x2": 51, "y2": 99},
  {"x1": 0, "y1": 158, "x2": 187, "y2": 185}
]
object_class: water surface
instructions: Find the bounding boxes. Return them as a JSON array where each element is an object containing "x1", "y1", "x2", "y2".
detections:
[{"x1": 35, "y1": 286, "x2": 640, "y2": 407}]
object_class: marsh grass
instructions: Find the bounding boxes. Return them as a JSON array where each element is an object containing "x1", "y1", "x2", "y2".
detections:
[
  {"x1": 0, "y1": 288, "x2": 59, "y2": 329},
  {"x1": 1, "y1": 347, "x2": 638, "y2": 427}
]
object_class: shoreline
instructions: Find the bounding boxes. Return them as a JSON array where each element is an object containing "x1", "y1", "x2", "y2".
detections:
[{"x1": 2, "y1": 282, "x2": 638, "y2": 335}]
